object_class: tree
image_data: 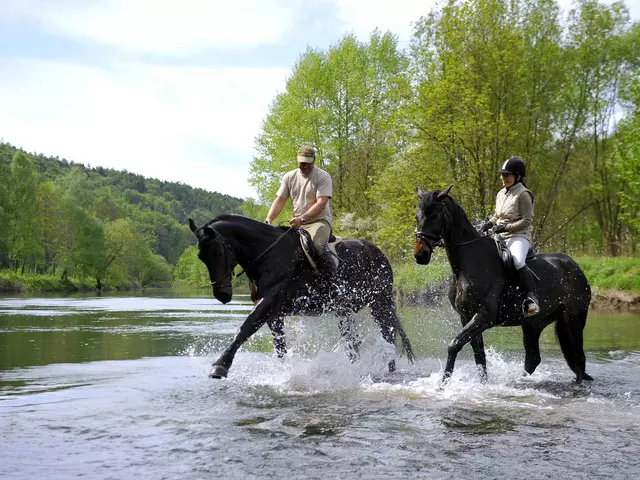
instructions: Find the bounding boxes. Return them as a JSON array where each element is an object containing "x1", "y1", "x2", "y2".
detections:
[
  {"x1": 8, "y1": 152, "x2": 43, "y2": 272},
  {"x1": 250, "y1": 31, "x2": 409, "y2": 223}
]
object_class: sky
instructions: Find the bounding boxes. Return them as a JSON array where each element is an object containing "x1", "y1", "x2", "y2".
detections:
[{"x1": 1, "y1": 0, "x2": 638, "y2": 200}]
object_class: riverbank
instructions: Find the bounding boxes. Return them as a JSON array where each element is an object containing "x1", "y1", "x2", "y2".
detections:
[
  {"x1": 395, "y1": 284, "x2": 640, "y2": 314},
  {"x1": 2, "y1": 256, "x2": 639, "y2": 314},
  {"x1": 392, "y1": 256, "x2": 640, "y2": 314}
]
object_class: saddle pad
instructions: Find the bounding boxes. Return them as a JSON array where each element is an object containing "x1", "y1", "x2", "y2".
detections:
[
  {"x1": 494, "y1": 237, "x2": 536, "y2": 272},
  {"x1": 298, "y1": 230, "x2": 341, "y2": 270}
]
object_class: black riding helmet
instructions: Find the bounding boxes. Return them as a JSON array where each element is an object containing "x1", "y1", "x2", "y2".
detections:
[{"x1": 498, "y1": 156, "x2": 526, "y2": 179}]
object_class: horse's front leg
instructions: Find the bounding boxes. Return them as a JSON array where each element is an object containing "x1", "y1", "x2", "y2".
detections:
[
  {"x1": 267, "y1": 316, "x2": 286, "y2": 358},
  {"x1": 210, "y1": 298, "x2": 277, "y2": 379},
  {"x1": 470, "y1": 335, "x2": 488, "y2": 382},
  {"x1": 443, "y1": 312, "x2": 491, "y2": 384}
]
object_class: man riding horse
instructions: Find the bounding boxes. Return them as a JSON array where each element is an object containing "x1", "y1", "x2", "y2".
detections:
[{"x1": 265, "y1": 145, "x2": 337, "y2": 288}]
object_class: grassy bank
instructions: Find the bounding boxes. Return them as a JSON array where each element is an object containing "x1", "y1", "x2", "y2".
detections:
[
  {"x1": 574, "y1": 256, "x2": 640, "y2": 293},
  {"x1": 0, "y1": 271, "x2": 94, "y2": 293}
]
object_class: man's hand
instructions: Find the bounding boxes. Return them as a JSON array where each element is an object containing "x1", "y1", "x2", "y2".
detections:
[
  {"x1": 494, "y1": 224, "x2": 507, "y2": 234},
  {"x1": 265, "y1": 218, "x2": 272, "y2": 225},
  {"x1": 289, "y1": 216, "x2": 304, "y2": 228}
]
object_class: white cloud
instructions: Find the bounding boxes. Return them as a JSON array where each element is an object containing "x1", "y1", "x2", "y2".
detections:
[
  {"x1": 6, "y1": 0, "x2": 300, "y2": 53},
  {"x1": 0, "y1": 59, "x2": 289, "y2": 198}
]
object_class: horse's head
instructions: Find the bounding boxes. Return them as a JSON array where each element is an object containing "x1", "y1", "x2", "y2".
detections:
[
  {"x1": 414, "y1": 185, "x2": 453, "y2": 265},
  {"x1": 189, "y1": 218, "x2": 235, "y2": 304}
]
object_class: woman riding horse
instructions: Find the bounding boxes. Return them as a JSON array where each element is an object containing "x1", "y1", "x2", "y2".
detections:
[
  {"x1": 481, "y1": 157, "x2": 539, "y2": 317},
  {"x1": 414, "y1": 186, "x2": 592, "y2": 384}
]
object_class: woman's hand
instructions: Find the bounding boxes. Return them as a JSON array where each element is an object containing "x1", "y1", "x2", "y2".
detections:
[{"x1": 494, "y1": 224, "x2": 507, "y2": 234}]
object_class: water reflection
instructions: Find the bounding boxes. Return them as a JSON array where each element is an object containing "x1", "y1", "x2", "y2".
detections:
[{"x1": 0, "y1": 294, "x2": 638, "y2": 372}]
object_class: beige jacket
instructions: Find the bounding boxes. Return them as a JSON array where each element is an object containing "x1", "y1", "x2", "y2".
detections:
[{"x1": 490, "y1": 182, "x2": 535, "y2": 241}]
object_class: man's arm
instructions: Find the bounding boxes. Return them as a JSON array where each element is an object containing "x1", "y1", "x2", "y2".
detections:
[
  {"x1": 289, "y1": 196, "x2": 329, "y2": 227},
  {"x1": 265, "y1": 196, "x2": 288, "y2": 224}
]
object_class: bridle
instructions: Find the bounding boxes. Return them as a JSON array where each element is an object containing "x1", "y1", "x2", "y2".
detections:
[
  {"x1": 202, "y1": 233, "x2": 237, "y2": 290},
  {"x1": 415, "y1": 201, "x2": 487, "y2": 254}
]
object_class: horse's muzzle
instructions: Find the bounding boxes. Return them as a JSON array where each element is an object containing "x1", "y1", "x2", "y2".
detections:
[
  {"x1": 414, "y1": 238, "x2": 432, "y2": 265},
  {"x1": 213, "y1": 288, "x2": 232, "y2": 304},
  {"x1": 414, "y1": 250, "x2": 432, "y2": 265}
]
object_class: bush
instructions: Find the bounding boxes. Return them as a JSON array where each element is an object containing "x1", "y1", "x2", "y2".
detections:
[{"x1": 392, "y1": 254, "x2": 451, "y2": 295}]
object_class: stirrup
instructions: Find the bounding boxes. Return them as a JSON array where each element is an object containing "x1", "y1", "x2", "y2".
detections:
[{"x1": 522, "y1": 297, "x2": 539, "y2": 317}]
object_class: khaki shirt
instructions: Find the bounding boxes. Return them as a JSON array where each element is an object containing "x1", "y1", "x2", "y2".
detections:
[
  {"x1": 490, "y1": 182, "x2": 535, "y2": 241},
  {"x1": 277, "y1": 166, "x2": 332, "y2": 225}
]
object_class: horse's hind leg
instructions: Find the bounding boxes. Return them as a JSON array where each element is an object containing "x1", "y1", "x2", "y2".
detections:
[
  {"x1": 555, "y1": 306, "x2": 593, "y2": 384},
  {"x1": 521, "y1": 324, "x2": 544, "y2": 376}
]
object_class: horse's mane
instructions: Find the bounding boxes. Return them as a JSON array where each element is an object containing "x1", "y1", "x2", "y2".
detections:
[{"x1": 201, "y1": 214, "x2": 289, "y2": 234}]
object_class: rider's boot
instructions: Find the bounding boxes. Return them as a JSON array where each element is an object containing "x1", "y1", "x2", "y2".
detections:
[{"x1": 517, "y1": 267, "x2": 539, "y2": 317}]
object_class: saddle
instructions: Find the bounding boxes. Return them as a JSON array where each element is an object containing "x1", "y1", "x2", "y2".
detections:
[
  {"x1": 298, "y1": 229, "x2": 341, "y2": 272},
  {"x1": 494, "y1": 237, "x2": 536, "y2": 275}
]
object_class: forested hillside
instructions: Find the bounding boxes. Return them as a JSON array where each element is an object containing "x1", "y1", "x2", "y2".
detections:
[{"x1": 0, "y1": 142, "x2": 242, "y2": 288}]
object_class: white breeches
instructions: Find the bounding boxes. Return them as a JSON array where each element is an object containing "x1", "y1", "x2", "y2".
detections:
[{"x1": 505, "y1": 237, "x2": 531, "y2": 270}]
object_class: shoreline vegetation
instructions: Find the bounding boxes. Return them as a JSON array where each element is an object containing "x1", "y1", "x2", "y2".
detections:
[{"x1": 1, "y1": 256, "x2": 638, "y2": 314}]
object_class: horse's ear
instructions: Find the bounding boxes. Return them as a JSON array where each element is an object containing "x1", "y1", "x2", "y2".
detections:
[
  {"x1": 416, "y1": 187, "x2": 425, "y2": 198},
  {"x1": 188, "y1": 218, "x2": 198, "y2": 233},
  {"x1": 202, "y1": 226, "x2": 217, "y2": 238},
  {"x1": 437, "y1": 185, "x2": 453, "y2": 200}
]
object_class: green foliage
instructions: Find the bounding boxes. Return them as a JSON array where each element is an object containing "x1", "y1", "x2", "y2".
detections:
[
  {"x1": 136, "y1": 253, "x2": 173, "y2": 287},
  {"x1": 239, "y1": 198, "x2": 270, "y2": 222},
  {"x1": 251, "y1": 30, "x2": 409, "y2": 231},
  {"x1": 0, "y1": 270, "x2": 93, "y2": 292},
  {"x1": 8, "y1": 152, "x2": 44, "y2": 268},
  {"x1": 174, "y1": 245, "x2": 209, "y2": 287},
  {"x1": 576, "y1": 256, "x2": 640, "y2": 292},
  {"x1": 250, "y1": 0, "x2": 638, "y2": 259},
  {"x1": 392, "y1": 256, "x2": 451, "y2": 295},
  {"x1": 0, "y1": 142, "x2": 243, "y2": 290}
]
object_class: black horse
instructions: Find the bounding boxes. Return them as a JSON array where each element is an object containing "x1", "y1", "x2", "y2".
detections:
[
  {"x1": 414, "y1": 187, "x2": 593, "y2": 384},
  {"x1": 189, "y1": 214, "x2": 416, "y2": 379}
]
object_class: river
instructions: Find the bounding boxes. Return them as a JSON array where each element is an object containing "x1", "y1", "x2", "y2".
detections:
[{"x1": 1, "y1": 292, "x2": 639, "y2": 479}]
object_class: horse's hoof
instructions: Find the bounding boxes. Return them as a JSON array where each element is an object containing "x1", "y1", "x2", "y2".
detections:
[
  {"x1": 209, "y1": 365, "x2": 229, "y2": 379},
  {"x1": 347, "y1": 351, "x2": 360, "y2": 364},
  {"x1": 439, "y1": 373, "x2": 452, "y2": 389},
  {"x1": 388, "y1": 359, "x2": 396, "y2": 373}
]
